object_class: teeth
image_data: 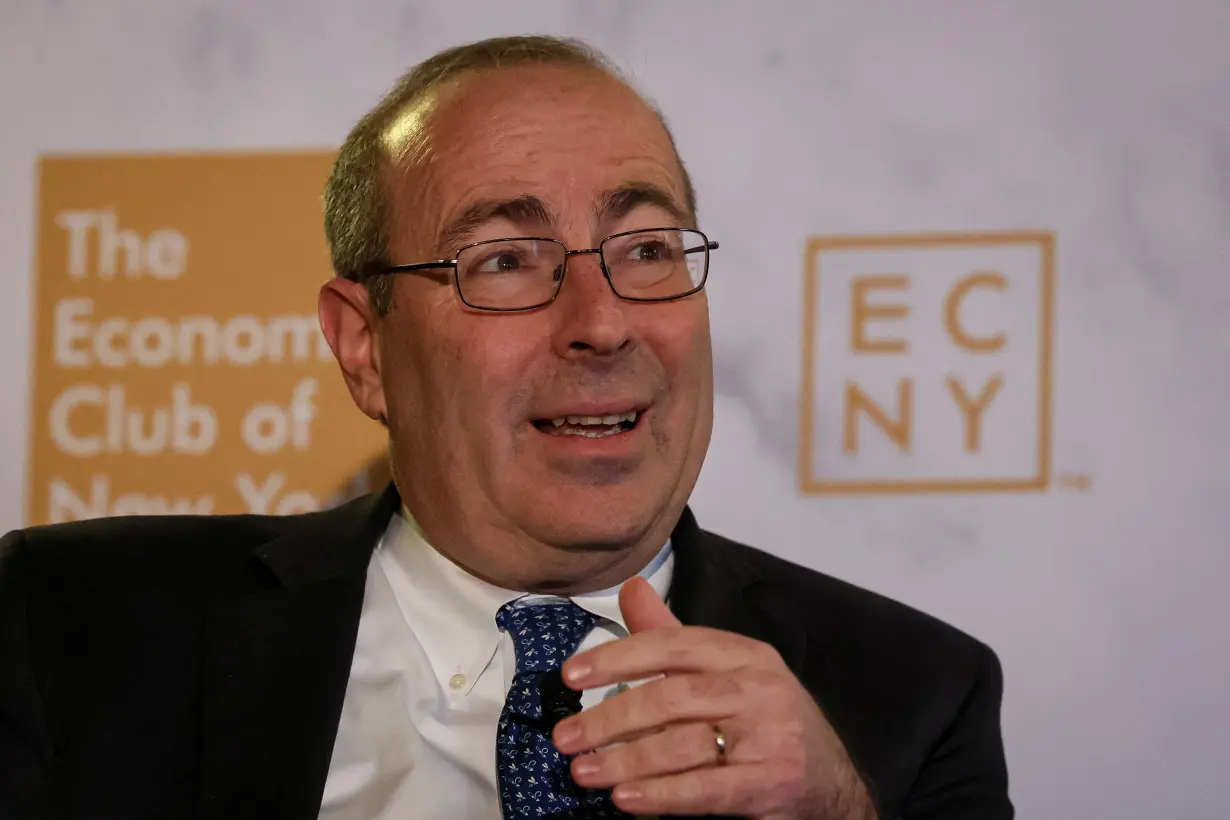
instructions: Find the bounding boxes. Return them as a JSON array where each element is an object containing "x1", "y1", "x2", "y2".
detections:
[
  {"x1": 561, "y1": 426, "x2": 623, "y2": 438},
  {"x1": 545, "y1": 410, "x2": 639, "y2": 428}
]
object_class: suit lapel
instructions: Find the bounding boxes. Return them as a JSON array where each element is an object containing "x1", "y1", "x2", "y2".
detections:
[
  {"x1": 199, "y1": 485, "x2": 399, "y2": 820},
  {"x1": 667, "y1": 507, "x2": 807, "y2": 680}
]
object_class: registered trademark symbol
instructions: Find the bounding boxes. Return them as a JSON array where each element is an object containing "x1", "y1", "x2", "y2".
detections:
[{"x1": 1058, "y1": 473, "x2": 1093, "y2": 491}]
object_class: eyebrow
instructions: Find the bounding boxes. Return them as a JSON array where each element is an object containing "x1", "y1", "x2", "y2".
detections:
[
  {"x1": 437, "y1": 195, "x2": 556, "y2": 256},
  {"x1": 595, "y1": 183, "x2": 689, "y2": 228},
  {"x1": 435, "y1": 182, "x2": 689, "y2": 256}
]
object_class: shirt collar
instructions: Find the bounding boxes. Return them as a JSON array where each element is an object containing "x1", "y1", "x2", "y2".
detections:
[
  {"x1": 376, "y1": 508, "x2": 517, "y2": 696},
  {"x1": 379, "y1": 505, "x2": 519, "y2": 641},
  {"x1": 378, "y1": 505, "x2": 675, "y2": 692},
  {"x1": 567, "y1": 540, "x2": 674, "y2": 635}
]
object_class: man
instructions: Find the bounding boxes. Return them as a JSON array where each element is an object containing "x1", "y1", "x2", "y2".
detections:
[{"x1": 0, "y1": 36, "x2": 1012, "y2": 820}]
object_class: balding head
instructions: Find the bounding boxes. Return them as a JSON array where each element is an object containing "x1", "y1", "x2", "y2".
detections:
[{"x1": 323, "y1": 35, "x2": 697, "y2": 314}]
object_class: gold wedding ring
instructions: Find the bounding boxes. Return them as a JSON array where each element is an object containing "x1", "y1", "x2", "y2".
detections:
[{"x1": 712, "y1": 724, "x2": 728, "y2": 765}]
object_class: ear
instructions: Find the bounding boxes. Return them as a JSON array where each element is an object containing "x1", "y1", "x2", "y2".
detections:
[{"x1": 319, "y1": 277, "x2": 388, "y2": 424}]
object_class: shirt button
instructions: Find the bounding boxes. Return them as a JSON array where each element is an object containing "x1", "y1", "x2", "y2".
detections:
[{"x1": 449, "y1": 673, "x2": 467, "y2": 690}]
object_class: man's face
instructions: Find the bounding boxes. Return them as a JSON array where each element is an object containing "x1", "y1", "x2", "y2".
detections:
[{"x1": 350, "y1": 65, "x2": 713, "y2": 568}]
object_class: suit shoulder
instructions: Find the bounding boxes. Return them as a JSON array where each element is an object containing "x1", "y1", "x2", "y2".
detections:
[
  {"x1": 15, "y1": 511, "x2": 282, "y2": 559},
  {"x1": 5, "y1": 510, "x2": 302, "y2": 596},
  {"x1": 703, "y1": 529, "x2": 992, "y2": 665},
  {"x1": 5, "y1": 489, "x2": 390, "y2": 604}
]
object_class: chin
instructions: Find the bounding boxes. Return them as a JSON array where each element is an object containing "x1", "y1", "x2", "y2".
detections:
[{"x1": 523, "y1": 496, "x2": 664, "y2": 552}]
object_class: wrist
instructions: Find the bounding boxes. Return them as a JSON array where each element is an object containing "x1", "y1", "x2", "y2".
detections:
[{"x1": 814, "y1": 754, "x2": 880, "y2": 820}]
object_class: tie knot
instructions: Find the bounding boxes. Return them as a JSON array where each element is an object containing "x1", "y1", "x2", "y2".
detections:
[{"x1": 496, "y1": 599, "x2": 599, "y2": 674}]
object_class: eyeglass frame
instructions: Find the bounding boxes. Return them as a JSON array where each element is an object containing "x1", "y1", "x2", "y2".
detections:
[{"x1": 365, "y1": 227, "x2": 719, "y2": 312}]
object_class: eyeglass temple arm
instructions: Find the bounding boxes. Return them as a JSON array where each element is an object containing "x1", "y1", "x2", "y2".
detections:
[{"x1": 363, "y1": 258, "x2": 457, "y2": 281}]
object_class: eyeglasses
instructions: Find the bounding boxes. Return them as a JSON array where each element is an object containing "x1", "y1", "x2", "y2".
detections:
[{"x1": 369, "y1": 227, "x2": 718, "y2": 312}]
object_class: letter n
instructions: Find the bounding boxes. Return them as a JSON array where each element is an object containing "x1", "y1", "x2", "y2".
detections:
[{"x1": 843, "y1": 379, "x2": 913, "y2": 454}]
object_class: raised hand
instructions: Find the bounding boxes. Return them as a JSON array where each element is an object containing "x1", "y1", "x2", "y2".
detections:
[{"x1": 554, "y1": 577, "x2": 879, "y2": 819}]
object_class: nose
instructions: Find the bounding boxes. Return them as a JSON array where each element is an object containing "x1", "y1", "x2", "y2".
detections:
[{"x1": 548, "y1": 252, "x2": 632, "y2": 359}]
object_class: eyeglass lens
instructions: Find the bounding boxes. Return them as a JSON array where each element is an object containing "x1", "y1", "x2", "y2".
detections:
[{"x1": 454, "y1": 228, "x2": 708, "y2": 309}]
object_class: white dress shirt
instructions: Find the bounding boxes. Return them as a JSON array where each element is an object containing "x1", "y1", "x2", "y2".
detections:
[{"x1": 318, "y1": 506, "x2": 674, "y2": 820}]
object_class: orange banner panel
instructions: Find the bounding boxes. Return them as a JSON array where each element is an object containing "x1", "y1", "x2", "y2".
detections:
[{"x1": 28, "y1": 152, "x2": 388, "y2": 525}]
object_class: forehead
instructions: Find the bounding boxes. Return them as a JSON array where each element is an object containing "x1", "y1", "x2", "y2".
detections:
[{"x1": 384, "y1": 64, "x2": 688, "y2": 239}]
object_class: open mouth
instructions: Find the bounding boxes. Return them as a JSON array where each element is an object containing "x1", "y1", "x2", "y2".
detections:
[{"x1": 531, "y1": 410, "x2": 642, "y2": 438}]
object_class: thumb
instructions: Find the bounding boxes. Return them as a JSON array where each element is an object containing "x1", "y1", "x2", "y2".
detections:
[{"x1": 619, "y1": 576, "x2": 681, "y2": 634}]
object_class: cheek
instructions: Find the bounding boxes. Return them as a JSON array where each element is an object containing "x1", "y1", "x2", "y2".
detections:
[
  {"x1": 650, "y1": 307, "x2": 714, "y2": 423},
  {"x1": 463, "y1": 335, "x2": 536, "y2": 418},
  {"x1": 670, "y1": 305, "x2": 713, "y2": 385},
  {"x1": 407, "y1": 315, "x2": 542, "y2": 441}
]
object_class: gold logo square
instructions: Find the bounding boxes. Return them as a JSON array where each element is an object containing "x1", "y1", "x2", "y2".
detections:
[{"x1": 798, "y1": 231, "x2": 1055, "y2": 494}]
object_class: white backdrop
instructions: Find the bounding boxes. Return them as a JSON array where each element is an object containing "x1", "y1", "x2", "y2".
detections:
[{"x1": 3, "y1": 1, "x2": 1229, "y2": 817}]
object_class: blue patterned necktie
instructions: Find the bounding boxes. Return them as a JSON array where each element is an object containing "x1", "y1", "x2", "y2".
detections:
[{"x1": 495, "y1": 599, "x2": 629, "y2": 819}]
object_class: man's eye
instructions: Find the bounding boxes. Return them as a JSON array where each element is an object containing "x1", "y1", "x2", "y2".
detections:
[
  {"x1": 477, "y1": 252, "x2": 523, "y2": 272},
  {"x1": 629, "y1": 241, "x2": 669, "y2": 261}
]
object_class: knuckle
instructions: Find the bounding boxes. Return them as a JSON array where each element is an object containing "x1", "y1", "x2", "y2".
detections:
[
  {"x1": 762, "y1": 768, "x2": 805, "y2": 810},
  {"x1": 784, "y1": 741, "x2": 808, "y2": 779},
  {"x1": 745, "y1": 666, "x2": 783, "y2": 696},
  {"x1": 684, "y1": 672, "x2": 742, "y2": 705},
  {"x1": 727, "y1": 776, "x2": 760, "y2": 815},
  {"x1": 672, "y1": 638, "x2": 709, "y2": 669},
  {"x1": 752, "y1": 640, "x2": 784, "y2": 667},
  {"x1": 772, "y1": 734, "x2": 809, "y2": 801},
  {"x1": 775, "y1": 721, "x2": 807, "y2": 764},
  {"x1": 621, "y1": 742, "x2": 651, "y2": 777},
  {"x1": 740, "y1": 670, "x2": 793, "y2": 719},
  {"x1": 678, "y1": 771, "x2": 706, "y2": 803},
  {"x1": 657, "y1": 676, "x2": 693, "y2": 717},
  {"x1": 633, "y1": 728, "x2": 693, "y2": 776},
  {"x1": 578, "y1": 709, "x2": 607, "y2": 743},
  {"x1": 672, "y1": 725, "x2": 707, "y2": 766},
  {"x1": 600, "y1": 746, "x2": 631, "y2": 780},
  {"x1": 642, "y1": 730, "x2": 672, "y2": 762}
]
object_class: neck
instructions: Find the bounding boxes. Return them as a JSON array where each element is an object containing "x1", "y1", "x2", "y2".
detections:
[
  {"x1": 466, "y1": 540, "x2": 668, "y2": 595},
  {"x1": 402, "y1": 504, "x2": 676, "y2": 595}
]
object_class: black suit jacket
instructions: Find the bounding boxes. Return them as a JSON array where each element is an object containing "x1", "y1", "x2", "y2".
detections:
[{"x1": 0, "y1": 485, "x2": 1012, "y2": 819}]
